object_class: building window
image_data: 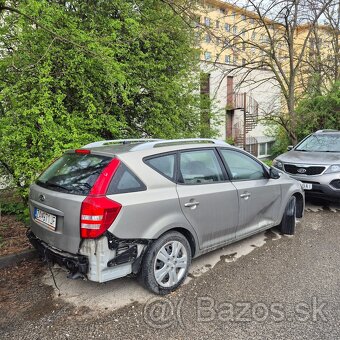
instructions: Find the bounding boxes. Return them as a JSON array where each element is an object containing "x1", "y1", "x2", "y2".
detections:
[
  {"x1": 241, "y1": 29, "x2": 246, "y2": 37},
  {"x1": 216, "y1": 20, "x2": 220, "y2": 29},
  {"x1": 242, "y1": 42, "x2": 246, "y2": 51},
  {"x1": 250, "y1": 18, "x2": 254, "y2": 24},
  {"x1": 232, "y1": 11, "x2": 236, "y2": 19},
  {"x1": 252, "y1": 32, "x2": 256, "y2": 40},
  {"x1": 233, "y1": 26, "x2": 238, "y2": 34},
  {"x1": 233, "y1": 56, "x2": 238, "y2": 65},
  {"x1": 204, "y1": 17, "x2": 210, "y2": 26},
  {"x1": 204, "y1": 51, "x2": 212, "y2": 61},
  {"x1": 258, "y1": 142, "x2": 274, "y2": 157},
  {"x1": 259, "y1": 143, "x2": 266, "y2": 156},
  {"x1": 225, "y1": 23, "x2": 231, "y2": 32},
  {"x1": 241, "y1": 14, "x2": 246, "y2": 21},
  {"x1": 223, "y1": 38, "x2": 230, "y2": 47},
  {"x1": 242, "y1": 58, "x2": 246, "y2": 66},
  {"x1": 225, "y1": 55, "x2": 231, "y2": 64},
  {"x1": 205, "y1": 34, "x2": 211, "y2": 43}
]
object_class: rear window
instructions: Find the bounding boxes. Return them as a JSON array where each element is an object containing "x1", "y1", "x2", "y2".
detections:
[{"x1": 36, "y1": 153, "x2": 112, "y2": 195}]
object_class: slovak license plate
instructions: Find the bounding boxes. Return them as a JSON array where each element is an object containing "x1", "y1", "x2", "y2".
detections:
[
  {"x1": 302, "y1": 183, "x2": 312, "y2": 190},
  {"x1": 34, "y1": 208, "x2": 57, "y2": 230}
]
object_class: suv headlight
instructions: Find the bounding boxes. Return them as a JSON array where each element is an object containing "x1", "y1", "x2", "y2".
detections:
[
  {"x1": 325, "y1": 164, "x2": 340, "y2": 174},
  {"x1": 273, "y1": 159, "x2": 284, "y2": 170}
]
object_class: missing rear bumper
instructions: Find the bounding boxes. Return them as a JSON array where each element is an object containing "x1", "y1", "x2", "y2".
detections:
[{"x1": 27, "y1": 229, "x2": 89, "y2": 276}]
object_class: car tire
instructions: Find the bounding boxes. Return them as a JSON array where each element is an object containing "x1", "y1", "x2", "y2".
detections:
[
  {"x1": 279, "y1": 196, "x2": 296, "y2": 235},
  {"x1": 139, "y1": 231, "x2": 191, "y2": 295}
]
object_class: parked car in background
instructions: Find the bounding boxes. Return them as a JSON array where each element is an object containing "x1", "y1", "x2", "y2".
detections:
[
  {"x1": 273, "y1": 130, "x2": 340, "y2": 201},
  {"x1": 28, "y1": 138, "x2": 304, "y2": 295}
]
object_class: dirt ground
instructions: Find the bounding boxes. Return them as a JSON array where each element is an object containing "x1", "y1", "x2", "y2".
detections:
[
  {"x1": 0, "y1": 215, "x2": 31, "y2": 256},
  {"x1": 0, "y1": 258, "x2": 52, "y2": 327}
]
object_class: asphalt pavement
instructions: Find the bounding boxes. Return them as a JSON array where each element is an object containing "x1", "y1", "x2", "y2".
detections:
[{"x1": 1, "y1": 199, "x2": 340, "y2": 339}]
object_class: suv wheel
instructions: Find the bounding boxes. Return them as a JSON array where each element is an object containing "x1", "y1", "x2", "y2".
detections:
[
  {"x1": 279, "y1": 196, "x2": 296, "y2": 235},
  {"x1": 139, "y1": 231, "x2": 191, "y2": 295}
]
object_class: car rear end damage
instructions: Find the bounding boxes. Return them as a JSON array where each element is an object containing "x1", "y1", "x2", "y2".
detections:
[
  {"x1": 28, "y1": 148, "x2": 151, "y2": 282},
  {"x1": 28, "y1": 228, "x2": 150, "y2": 282}
]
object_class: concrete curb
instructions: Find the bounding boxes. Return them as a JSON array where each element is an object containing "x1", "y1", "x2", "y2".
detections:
[{"x1": 0, "y1": 248, "x2": 38, "y2": 269}]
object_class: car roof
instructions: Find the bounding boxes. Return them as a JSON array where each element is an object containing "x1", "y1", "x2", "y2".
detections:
[
  {"x1": 78, "y1": 139, "x2": 233, "y2": 157},
  {"x1": 314, "y1": 129, "x2": 340, "y2": 135}
]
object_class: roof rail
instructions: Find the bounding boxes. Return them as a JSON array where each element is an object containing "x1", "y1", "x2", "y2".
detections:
[
  {"x1": 315, "y1": 129, "x2": 339, "y2": 133},
  {"x1": 130, "y1": 138, "x2": 229, "y2": 151},
  {"x1": 82, "y1": 139, "x2": 163, "y2": 148}
]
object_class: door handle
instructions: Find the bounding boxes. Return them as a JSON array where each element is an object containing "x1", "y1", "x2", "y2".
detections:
[
  {"x1": 184, "y1": 201, "x2": 200, "y2": 208},
  {"x1": 240, "y1": 192, "x2": 251, "y2": 199}
]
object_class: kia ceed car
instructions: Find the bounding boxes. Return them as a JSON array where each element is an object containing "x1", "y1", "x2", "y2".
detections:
[
  {"x1": 273, "y1": 130, "x2": 340, "y2": 201},
  {"x1": 28, "y1": 138, "x2": 304, "y2": 295}
]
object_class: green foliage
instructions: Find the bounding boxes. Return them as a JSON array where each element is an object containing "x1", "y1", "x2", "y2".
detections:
[
  {"x1": 225, "y1": 137, "x2": 235, "y2": 145},
  {"x1": 271, "y1": 82, "x2": 340, "y2": 156},
  {"x1": 261, "y1": 159, "x2": 273, "y2": 167},
  {"x1": 270, "y1": 127, "x2": 291, "y2": 157},
  {"x1": 0, "y1": 201, "x2": 24, "y2": 216},
  {"x1": 0, "y1": 202, "x2": 29, "y2": 224},
  {"x1": 0, "y1": 188, "x2": 29, "y2": 223},
  {"x1": 0, "y1": 0, "x2": 201, "y2": 200},
  {"x1": 295, "y1": 82, "x2": 340, "y2": 140}
]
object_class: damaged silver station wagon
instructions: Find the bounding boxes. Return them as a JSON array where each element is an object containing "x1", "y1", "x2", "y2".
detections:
[{"x1": 28, "y1": 139, "x2": 304, "y2": 295}]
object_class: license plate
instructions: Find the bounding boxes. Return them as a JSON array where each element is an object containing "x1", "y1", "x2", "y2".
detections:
[
  {"x1": 302, "y1": 183, "x2": 312, "y2": 190},
  {"x1": 34, "y1": 208, "x2": 57, "y2": 230}
]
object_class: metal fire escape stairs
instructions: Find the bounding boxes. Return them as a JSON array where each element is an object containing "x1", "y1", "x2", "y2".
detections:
[{"x1": 231, "y1": 93, "x2": 259, "y2": 150}]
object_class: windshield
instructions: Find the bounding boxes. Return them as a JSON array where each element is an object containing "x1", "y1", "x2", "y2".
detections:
[
  {"x1": 36, "y1": 153, "x2": 112, "y2": 195},
  {"x1": 295, "y1": 134, "x2": 340, "y2": 152}
]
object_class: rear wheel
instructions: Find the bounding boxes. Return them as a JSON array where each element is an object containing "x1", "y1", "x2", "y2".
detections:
[
  {"x1": 139, "y1": 231, "x2": 191, "y2": 295},
  {"x1": 279, "y1": 196, "x2": 296, "y2": 235}
]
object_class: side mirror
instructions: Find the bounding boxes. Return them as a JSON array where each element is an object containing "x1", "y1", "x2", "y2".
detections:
[
  {"x1": 287, "y1": 145, "x2": 293, "y2": 151},
  {"x1": 269, "y1": 167, "x2": 281, "y2": 179}
]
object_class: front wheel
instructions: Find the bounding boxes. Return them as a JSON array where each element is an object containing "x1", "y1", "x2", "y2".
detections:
[
  {"x1": 139, "y1": 231, "x2": 191, "y2": 295},
  {"x1": 279, "y1": 196, "x2": 296, "y2": 235}
]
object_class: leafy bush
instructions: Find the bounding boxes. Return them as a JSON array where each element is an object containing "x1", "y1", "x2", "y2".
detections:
[
  {"x1": 0, "y1": 202, "x2": 29, "y2": 224},
  {"x1": 0, "y1": 0, "x2": 202, "y2": 201},
  {"x1": 271, "y1": 82, "x2": 340, "y2": 156},
  {"x1": 295, "y1": 82, "x2": 340, "y2": 140},
  {"x1": 261, "y1": 159, "x2": 273, "y2": 167}
]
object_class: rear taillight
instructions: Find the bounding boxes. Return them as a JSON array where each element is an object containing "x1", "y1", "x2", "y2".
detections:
[
  {"x1": 80, "y1": 158, "x2": 122, "y2": 239},
  {"x1": 80, "y1": 196, "x2": 121, "y2": 238}
]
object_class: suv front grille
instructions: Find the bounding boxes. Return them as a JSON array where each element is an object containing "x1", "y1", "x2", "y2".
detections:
[{"x1": 284, "y1": 164, "x2": 325, "y2": 175}]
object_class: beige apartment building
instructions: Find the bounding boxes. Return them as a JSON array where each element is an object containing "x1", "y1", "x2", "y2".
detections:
[{"x1": 195, "y1": 0, "x2": 336, "y2": 157}]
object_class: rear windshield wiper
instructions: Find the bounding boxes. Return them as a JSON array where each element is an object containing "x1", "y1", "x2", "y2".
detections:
[{"x1": 40, "y1": 181, "x2": 72, "y2": 192}]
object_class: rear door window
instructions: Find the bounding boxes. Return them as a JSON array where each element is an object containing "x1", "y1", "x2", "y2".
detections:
[
  {"x1": 179, "y1": 149, "x2": 225, "y2": 184},
  {"x1": 144, "y1": 154, "x2": 176, "y2": 180},
  {"x1": 36, "y1": 153, "x2": 112, "y2": 195}
]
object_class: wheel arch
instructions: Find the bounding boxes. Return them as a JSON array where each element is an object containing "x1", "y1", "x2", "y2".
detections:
[
  {"x1": 170, "y1": 227, "x2": 197, "y2": 258},
  {"x1": 293, "y1": 192, "x2": 304, "y2": 218}
]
